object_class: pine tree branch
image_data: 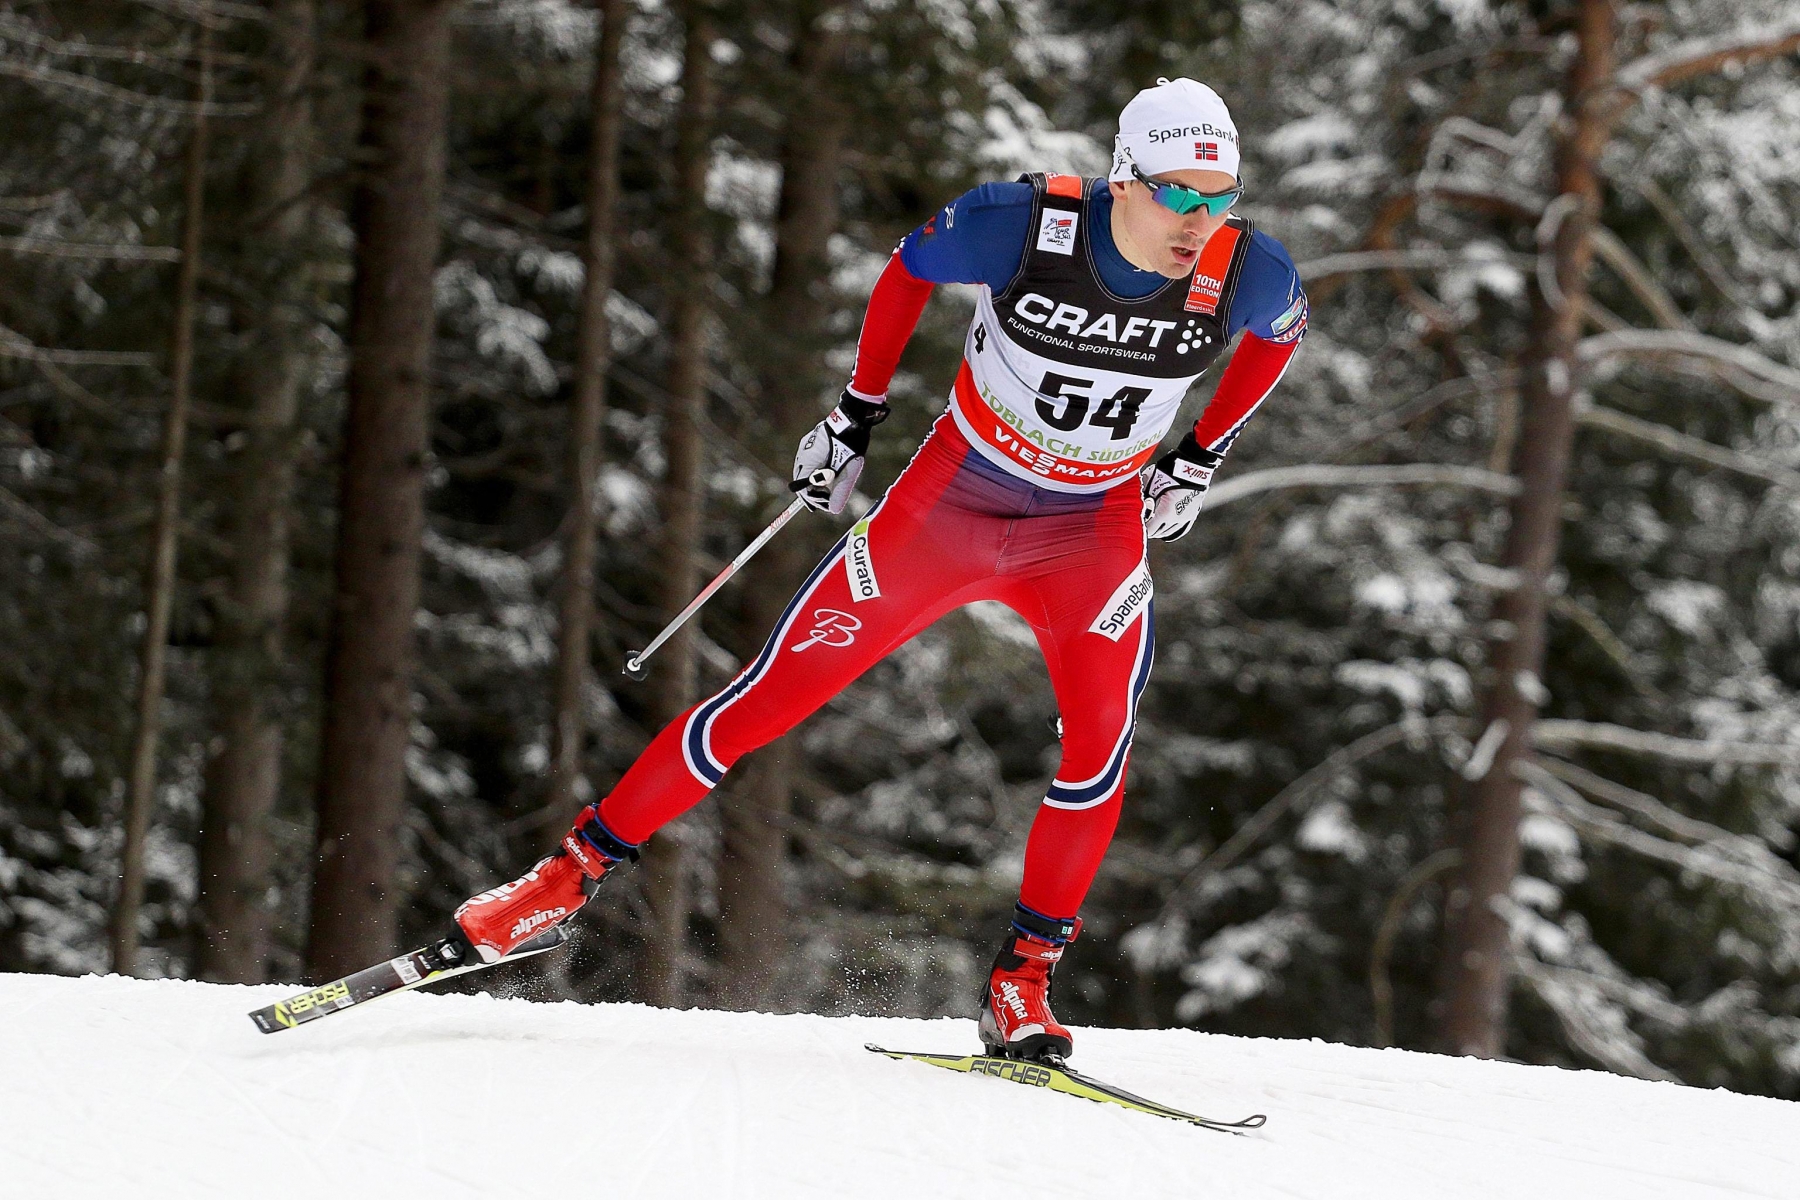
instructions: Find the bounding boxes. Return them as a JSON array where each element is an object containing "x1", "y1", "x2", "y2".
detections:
[
  {"x1": 125, "y1": 0, "x2": 271, "y2": 26},
  {"x1": 0, "y1": 16, "x2": 253, "y2": 74},
  {"x1": 1577, "y1": 329, "x2": 1800, "y2": 400},
  {"x1": 1529, "y1": 719, "x2": 1800, "y2": 766},
  {"x1": 1206, "y1": 463, "x2": 1520, "y2": 511},
  {"x1": 1512, "y1": 956, "x2": 1683, "y2": 1080},
  {"x1": 0, "y1": 234, "x2": 181, "y2": 263},
  {"x1": 0, "y1": 57, "x2": 256, "y2": 117},
  {"x1": 1513, "y1": 956, "x2": 1690, "y2": 1028},
  {"x1": 1547, "y1": 594, "x2": 1660, "y2": 699},
  {"x1": 0, "y1": 323, "x2": 155, "y2": 368},
  {"x1": 1574, "y1": 400, "x2": 1800, "y2": 489},
  {"x1": 1535, "y1": 757, "x2": 1776, "y2": 856},
  {"x1": 1155, "y1": 716, "x2": 1466, "y2": 919},
  {"x1": 1588, "y1": 227, "x2": 1690, "y2": 332},
  {"x1": 1616, "y1": 22, "x2": 1800, "y2": 96},
  {"x1": 1295, "y1": 246, "x2": 1534, "y2": 284},
  {"x1": 1620, "y1": 175, "x2": 1758, "y2": 312},
  {"x1": 0, "y1": 484, "x2": 95, "y2": 554},
  {"x1": 1519, "y1": 760, "x2": 1800, "y2": 906}
]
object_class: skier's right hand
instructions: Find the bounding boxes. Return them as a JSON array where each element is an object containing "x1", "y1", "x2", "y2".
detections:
[{"x1": 791, "y1": 389, "x2": 890, "y2": 514}]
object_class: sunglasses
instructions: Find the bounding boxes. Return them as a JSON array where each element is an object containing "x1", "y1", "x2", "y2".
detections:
[{"x1": 1130, "y1": 164, "x2": 1243, "y2": 217}]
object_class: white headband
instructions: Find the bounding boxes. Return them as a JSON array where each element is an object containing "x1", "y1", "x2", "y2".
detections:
[{"x1": 1108, "y1": 77, "x2": 1241, "y2": 183}]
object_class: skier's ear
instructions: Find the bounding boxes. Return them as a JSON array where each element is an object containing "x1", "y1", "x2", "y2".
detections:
[{"x1": 1107, "y1": 179, "x2": 1130, "y2": 204}]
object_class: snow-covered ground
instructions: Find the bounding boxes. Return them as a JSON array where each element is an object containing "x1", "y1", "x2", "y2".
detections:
[{"x1": 2, "y1": 971, "x2": 1794, "y2": 1199}]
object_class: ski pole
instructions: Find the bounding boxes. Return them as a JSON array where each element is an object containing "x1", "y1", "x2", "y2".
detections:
[{"x1": 622, "y1": 468, "x2": 835, "y2": 681}]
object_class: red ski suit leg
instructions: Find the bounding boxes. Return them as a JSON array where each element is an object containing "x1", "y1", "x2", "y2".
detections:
[{"x1": 597, "y1": 416, "x2": 1154, "y2": 919}]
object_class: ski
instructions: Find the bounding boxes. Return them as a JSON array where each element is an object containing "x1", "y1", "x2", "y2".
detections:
[
  {"x1": 247, "y1": 926, "x2": 570, "y2": 1035},
  {"x1": 865, "y1": 1044, "x2": 1265, "y2": 1134}
]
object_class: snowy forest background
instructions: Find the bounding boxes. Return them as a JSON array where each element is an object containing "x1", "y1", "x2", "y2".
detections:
[{"x1": 4, "y1": 0, "x2": 1800, "y2": 1097}]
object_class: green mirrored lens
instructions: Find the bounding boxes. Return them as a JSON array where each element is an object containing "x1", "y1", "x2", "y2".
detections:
[
  {"x1": 1155, "y1": 188, "x2": 1204, "y2": 215},
  {"x1": 1151, "y1": 183, "x2": 1238, "y2": 217}
]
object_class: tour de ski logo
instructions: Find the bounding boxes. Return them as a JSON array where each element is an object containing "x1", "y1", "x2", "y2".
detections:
[
  {"x1": 1036, "y1": 208, "x2": 1078, "y2": 256},
  {"x1": 790, "y1": 608, "x2": 862, "y2": 653}
]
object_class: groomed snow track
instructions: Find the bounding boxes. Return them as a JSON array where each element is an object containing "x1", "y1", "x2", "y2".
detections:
[{"x1": 2, "y1": 971, "x2": 1794, "y2": 1198}]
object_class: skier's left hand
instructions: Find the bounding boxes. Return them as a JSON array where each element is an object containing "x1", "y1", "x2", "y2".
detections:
[
  {"x1": 1142, "y1": 432, "x2": 1224, "y2": 542},
  {"x1": 791, "y1": 389, "x2": 890, "y2": 514}
]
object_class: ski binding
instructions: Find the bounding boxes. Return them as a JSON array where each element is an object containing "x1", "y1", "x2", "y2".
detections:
[{"x1": 247, "y1": 926, "x2": 570, "y2": 1034}]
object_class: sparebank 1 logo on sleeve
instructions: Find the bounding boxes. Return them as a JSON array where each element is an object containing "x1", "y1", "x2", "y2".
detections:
[{"x1": 1037, "y1": 208, "x2": 1078, "y2": 256}]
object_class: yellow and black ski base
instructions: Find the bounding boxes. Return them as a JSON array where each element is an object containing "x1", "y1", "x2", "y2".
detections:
[
  {"x1": 865, "y1": 1044, "x2": 1265, "y2": 1134},
  {"x1": 248, "y1": 926, "x2": 570, "y2": 1034}
]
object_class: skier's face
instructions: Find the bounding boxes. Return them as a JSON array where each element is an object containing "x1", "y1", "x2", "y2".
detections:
[{"x1": 1108, "y1": 169, "x2": 1240, "y2": 278}]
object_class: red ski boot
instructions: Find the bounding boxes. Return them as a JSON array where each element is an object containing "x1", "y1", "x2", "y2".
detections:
[
  {"x1": 454, "y1": 805, "x2": 637, "y2": 962},
  {"x1": 978, "y1": 904, "x2": 1081, "y2": 1063}
]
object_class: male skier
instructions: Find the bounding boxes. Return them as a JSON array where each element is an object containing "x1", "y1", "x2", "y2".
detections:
[{"x1": 455, "y1": 78, "x2": 1308, "y2": 1063}]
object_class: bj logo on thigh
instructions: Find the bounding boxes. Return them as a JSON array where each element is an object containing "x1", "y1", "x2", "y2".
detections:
[{"x1": 790, "y1": 608, "x2": 861, "y2": 653}]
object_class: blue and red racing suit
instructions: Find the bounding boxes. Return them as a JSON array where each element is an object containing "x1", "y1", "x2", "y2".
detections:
[{"x1": 596, "y1": 174, "x2": 1306, "y2": 918}]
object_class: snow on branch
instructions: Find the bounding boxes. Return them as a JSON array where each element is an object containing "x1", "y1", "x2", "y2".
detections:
[
  {"x1": 1530, "y1": 719, "x2": 1800, "y2": 766},
  {"x1": 1536, "y1": 757, "x2": 1797, "y2": 876},
  {"x1": 1617, "y1": 21, "x2": 1800, "y2": 95},
  {"x1": 1206, "y1": 463, "x2": 1519, "y2": 511},
  {"x1": 1577, "y1": 329, "x2": 1800, "y2": 401},
  {"x1": 1295, "y1": 247, "x2": 1533, "y2": 284},
  {"x1": 1520, "y1": 761, "x2": 1800, "y2": 908},
  {"x1": 1575, "y1": 402, "x2": 1800, "y2": 489},
  {"x1": 1512, "y1": 956, "x2": 1681, "y2": 1081},
  {"x1": 0, "y1": 235, "x2": 181, "y2": 264}
]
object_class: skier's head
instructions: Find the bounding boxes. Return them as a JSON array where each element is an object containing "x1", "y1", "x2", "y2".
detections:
[{"x1": 1107, "y1": 78, "x2": 1243, "y2": 278}]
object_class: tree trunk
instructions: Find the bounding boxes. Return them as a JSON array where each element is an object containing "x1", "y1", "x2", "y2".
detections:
[
  {"x1": 112, "y1": 26, "x2": 212, "y2": 977},
  {"x1": 306, "y1": 0, "x2": 454, "y2": 983},
  {"x1": 715, "y1": 10, "x2": 848, "y2": 1010},
  {"x1": 1436, "y1": 0, "x2": 1614, "y2": 1058},
  {"x1": 544, "y1": 0, "x2": 628, "y2": 831},
  {"x1": 636, "y1": 0, "x2": 716, "y2": 1009},
  {"x1": 195, "y1": 0, "x2": 317, "y2": 986}
]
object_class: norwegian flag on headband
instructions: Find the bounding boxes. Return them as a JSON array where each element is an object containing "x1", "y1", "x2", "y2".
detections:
[{"x1": 1195, "y1": 142, "x2": 1219, "y2": 161}]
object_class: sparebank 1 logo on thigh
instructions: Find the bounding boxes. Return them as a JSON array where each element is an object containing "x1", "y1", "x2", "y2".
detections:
[
  {"x1": 1088, "y1": 561, "x2": 1153, "y2": 641},
  {"x1": 790, "y1": 608, "x2": 861, "y2": 653}
]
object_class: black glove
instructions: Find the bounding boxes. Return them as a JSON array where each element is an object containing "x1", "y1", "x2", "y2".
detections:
[
  {"x1": 791, "y1": 390, "x2": 890, "y2": 514},
  {"x1": 1142, "y1": 431, "x2": 1224, "y2": 542}
]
